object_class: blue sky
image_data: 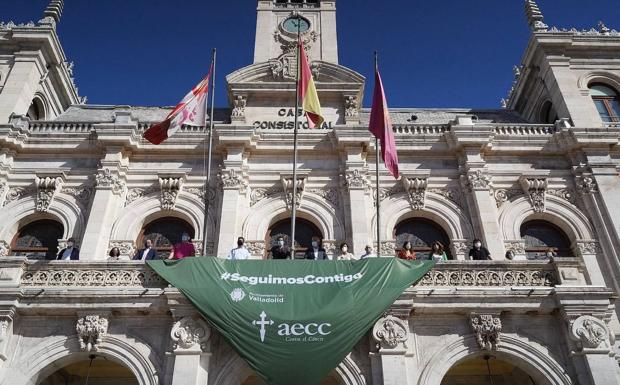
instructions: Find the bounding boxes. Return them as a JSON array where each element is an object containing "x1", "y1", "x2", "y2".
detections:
[{"x1": 3, "y1": 1, "x2": 619, "y2": 109}]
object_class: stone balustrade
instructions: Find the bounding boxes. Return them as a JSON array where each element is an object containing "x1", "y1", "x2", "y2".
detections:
[
  {"x1": 493, "y1": 124, "x2": 556, "y2": 136},
  {"x1": 0, "y1": 257, "x2": 587, "y2": 290}
]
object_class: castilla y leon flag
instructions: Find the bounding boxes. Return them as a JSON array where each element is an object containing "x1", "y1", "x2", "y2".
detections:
[
  {"x1": 298, "y1": 39, "x2": 324, "y2": 128},
  {"x1": 143, "y1": 63, "x2": 213, "y2": 144},
  {"x1": 369, "y1": 66, "x2": 399, "y2": 178}
]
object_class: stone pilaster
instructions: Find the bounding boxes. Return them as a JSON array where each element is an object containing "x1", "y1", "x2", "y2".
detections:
[
  {"x1": 370, "y1": 314, "x2": 412, "y2": 385},
  {"x1": 343, "y1": 169, "x2": 370, "y2": 254},
  {"x1": 80, "y1": 166, "x2": 126, "y2": 260},
  {"x1": 461, "y1": 168, "x2": 504, "y2": 259},
  {"x1": 215, "y1": 168, "x2": 247, "y2": 258},
  {"x1": 0, "y1": 308, "x2": 15, "y2": 362},
  {"x1": 170, "y1": 315, "x2": 212, "y2": 385}
]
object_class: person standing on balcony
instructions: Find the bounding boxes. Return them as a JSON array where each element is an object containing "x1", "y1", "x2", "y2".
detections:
[
  {"x1": 360, "y1": 245, "x2": 376, "y2": 259},
  {"x1": 304, "y1": 236, "x2": 328, "y2": 260},
  {"x1": 134, "y1": 239, "x2": 157, "y2": 261},
  {"x1": 107, "y1": 247, "x2": 121, "y2": 261},
  {"x1": 469, "y1": 239, "x2": 491, "y2": 260},
  {"x1": 337, "y1": 242, "x2": 355, "y2": 260},
  {"x1": 397, "y1": 241, "x2": 416, "y2": 260},
  {"x1": 428, "y1": 241, "x2": 448, "y2": 262},
  {"x1": 270, "y1": 236, "x2": 291, "y2": 260},
  {"x1": 168, "y1": 233, "x2": 196, "y2": 260},
  {"x1": 57, "y1": 238, "x2": 79, "y2": 260},
  {"x1": 228, "y1": 237, "x2": 251, "y2": 260}
]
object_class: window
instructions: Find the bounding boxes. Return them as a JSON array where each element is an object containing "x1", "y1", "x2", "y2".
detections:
[
  {"x1": 10, "y1": 219, "x2": 63, "y2": 260},
  {"x1": 590, "y1": 84, "x2": 620, "y2": 123},
  {"x1": 394, "y1": 218, "x2": 452, "y2": 259},
  {"x1": 138, "y1": 217, "x2": 195, "y2": 259},
  {"x1": 520, "y1": 220, "x2": 571, "y2": 259},
  {"x1": 539, "y1": 100, "x2": 557, "y2": 124},
  {"x1": 266, "y1": 218, "x2": 323, "y2": 258},
  {"x1": 26, "y1": 97, "x2": 45, "y2": 121}
]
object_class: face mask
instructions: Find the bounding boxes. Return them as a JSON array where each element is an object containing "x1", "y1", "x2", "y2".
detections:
[
  {"x1": 405, "y1": 244, "x2": 411, "y2": 250},
  {"x1": 312, "y1": 241, "x2": 318, "y2": 248},
  {"x1": 237, "y1": 240, "x2": 244, "y2": 247},
  {"x1": 278, "y1": 240, "x2": 285, "y2": 247},
  {"x1": 182, "y1": 237, "x2": 190, "y2": 242},
  {"x1": 474, "y1": 243, "x2": 481, "y2": 248},
  {"x1": 342, "y1": 246, "x2": 348, "y2": 253}
]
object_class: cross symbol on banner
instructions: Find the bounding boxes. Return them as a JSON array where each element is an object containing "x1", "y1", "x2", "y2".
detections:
[{"x1": 252, "y1": 311, "x2": 274, "y2": 343}]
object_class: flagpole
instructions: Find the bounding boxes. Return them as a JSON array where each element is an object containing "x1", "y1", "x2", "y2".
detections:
[
  {"x1": 202, "y1": 48, "x2": 216, "y2": 256},
  {"x1": 290, "y1": 18, "x2": 301, "y2": 259},
  {"x1": 374, "y1": 51, "x2": 381, "y2": 258}
]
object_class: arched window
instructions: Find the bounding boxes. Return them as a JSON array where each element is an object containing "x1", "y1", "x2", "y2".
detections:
[
  {"x1": 441, "y1": 356, "x2": 539, "y2": 385},
  {"x1": 26, "y1": 97, "x2": 45, "y2": 121},
  {"x1": 138, "y1": 217, "x2": 195, "y2": 259},
  {"x1": 10, "y1": 219, "x2": 64, "y2": 260},
  {"x1": 39, "y1": 357, "x2": 139, "y2": 385},
  {"x1": 266, "y1": 217, "x2": 323, "y2": 258},
  {"x1": 520, "y1": 220, "x2": 571, "y2": 259},
  {"x1": 539, "y1": 100, "x2": 557, "y2": 124},
  {"x1": 589, "y1": 84, "x2": 620, "y2": 123},
  {"x1": 394, "y1": 218, "x2": 452, "y2": 259}
]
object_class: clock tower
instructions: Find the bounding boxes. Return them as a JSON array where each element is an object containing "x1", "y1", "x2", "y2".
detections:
[{"x1": 254, "y1": 0, "x2": 338, "y2": 64}]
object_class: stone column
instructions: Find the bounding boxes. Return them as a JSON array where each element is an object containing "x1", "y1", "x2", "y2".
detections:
[
  {"x1": 343, "y1": 169, "x2": 370, "y2": 255},
  {"x1": 215, "y1": 169, "x2": 247, "y2": 258},
  {"x1": 170, "y1": 316, "x2": 212, "y2": 385},
  {"x1": 461, "y1": 169, "x2": 505, "y2": 259},
  {"x1": 0, "y1": 308, "x2": 16, "y2": 362},
  {"x1": 80, "y1": 168, "x2": 126, "y2": 260},
  {"x1": 370, "y1": 314, "x2": 412, "y2": 385}
]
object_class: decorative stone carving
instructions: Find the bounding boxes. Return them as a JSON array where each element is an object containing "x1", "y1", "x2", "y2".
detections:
[
  {"x1": 63, "y1": 186, "x2": 94, "y2": 208},
  {"x1": 344, "y1": 95, "x2": 359, "y2": 118},
  {"x1": 35, "y1": 176, "x2": 62, "y2": 212},
  {"x1": 465, "y1": 170, "x2": 492, "y2": 191},
  {"x1": 171, "y1": 316, "x2": 211, "y2": 351},
  {"x1": 372, "y1": 315, "x2": 408, "y2": 350},
  {"x1": 322, "y1": 240, "x2": 337, "y2": 256},
  {"x1": 0, "y1": 241, "x2": 8, "y2": 257},
  {"x1": 245, "y1": 241, "x2": 266, "y2": 256},
  {"x1": 124, "y1": 186, "x2": 157, "y2": 206},
  {"x1": 470, "y1": 314, "x2": 502, "y2": 350},
  {"x1": 76, "y1": 315, "x2": 108, "y2": 352},
  {"x1": 21, "y1": 268, "x2": 167, "y2": 288},
  {"x1": 402, "y1": 177, "x2": 427, "y2": 211},
  {"x1": 231, "y1": 95, "x2": 247, "y2": 119},
  {"x1": 547, "y1": 188, "x2": 577, "y2": 205},
  {"x1": 525, "y1": 0, "x2": 548, "y2": 32},
  {"x1": 108, "y1": 241, "x2": 135, "y2": 258},
  {"x1": 576, "y1": 175, "x2": 598, "y2": 194},
  {"x1": 493, "y1": 189, "x2": 522, "y2": 208},
  {"x1": 218, "y1": 169, "x2": 247, "y2": 191},
  {"x1": 344, "y1": 170, "x2": 368, "y2": 191},
  {"x1": 0, "y1": 318, "x2": 9, "y2": 342},
  {"x1": 250, "y1": 186, "x2": 283, "y2": 207},
  {"x1": 281, "y1": 176, "x2": 305, "y2": 209},
  {"x1": 575, "y1": 240, "x2": 601, "y2": 255},
  {"x1": 428, "y1": 188, "x2": 466, "y2": 210},
  {"x1": 3, "y1": 186, "x2": 36, "y2": 206},
  {"x1": 570, "y1": 315, "x2": 610, "y2": 351},
  {"x1": 186, "y1": 185, "x2": 217, "y2": 203},
  {"x1": 159, "y1": 177, "x2": 183, "y2": 210},
  {"x1": 307, "y1": 188, "x2": 340, "y2": 208},
  {"x1": 451, "y1": 240, "x2": 470, "y2": 256},
  {"x1": 95, "y1": 169, "x2": 125, "y2": 195},
  {"x1": 420, "y1": 267, "x2": 555, "y2": 287},
  {"x1": 376, "y1": 241, "x2": 396, "y2": 257},
  {"x1": 520, "y1": 177, "x2": 547, "y2": 213}
]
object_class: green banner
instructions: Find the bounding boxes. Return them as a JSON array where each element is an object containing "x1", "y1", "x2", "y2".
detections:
[{"x1": 148, "y1": 257, "x2": 434, "y2": 385}]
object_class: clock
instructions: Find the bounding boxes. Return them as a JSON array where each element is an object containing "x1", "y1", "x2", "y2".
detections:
[{"x1": 282, "y1": 16, "x2": 310, "y2": 34}]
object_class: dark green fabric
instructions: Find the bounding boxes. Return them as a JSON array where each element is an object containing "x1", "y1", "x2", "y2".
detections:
[{"x1": 148, "y1": 257, "x2": 434, "y2": 385}]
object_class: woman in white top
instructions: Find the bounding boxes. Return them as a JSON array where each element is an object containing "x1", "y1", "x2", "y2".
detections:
[{"x1": 337, "y1": 242, "x2": 355, "y2": 260}]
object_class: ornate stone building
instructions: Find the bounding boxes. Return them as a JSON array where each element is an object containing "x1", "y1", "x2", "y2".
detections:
[{"x1": 1, "y1": 0, "x2": 620, "y2": 384}]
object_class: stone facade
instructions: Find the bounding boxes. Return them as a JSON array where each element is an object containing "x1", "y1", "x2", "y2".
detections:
[{"x1": 2, "y1": 0, "x2": 620, "y2": 384}]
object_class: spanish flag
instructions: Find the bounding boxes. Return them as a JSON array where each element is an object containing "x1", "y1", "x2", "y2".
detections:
[{"x1": 298, "y1": 40, "x2": 324, "y2": 128}]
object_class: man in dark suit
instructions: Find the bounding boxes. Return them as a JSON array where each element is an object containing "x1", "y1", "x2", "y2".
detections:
[
  {"x1": 133, "y1": 239, "x2": 157, "y2": 261},
  {"x1": 304, "y1": 236, "x2": 328, "y2": 260},
  {"x1": 57, "y1": 238, "x2": 80, "y2": 260}
]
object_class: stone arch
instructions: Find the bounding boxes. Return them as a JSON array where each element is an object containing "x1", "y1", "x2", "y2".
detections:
[
  {"x1": 242, "y1": 192, "x2": 345, "y2": 241},
  {"x1": 212, "y1": 354, "x2": 365, "y2": 385},
  {"x1": 11, "y1": 334, "x2": 159, "y2": 385},
  {"x1": 498, "y1": 195, "x2": 595, "y2": 242},
  {"x1": 0, "y1": 194, "x2": 84, "y2": 243},
  {"x1": 27, "y1": 93, "x2": 49, "y2": 121},
  {"x1": 110, "y1": 193, "x2": 216, "y2": 242},
  {"x1": 418, "y1": 335, "x2": 572, "y2": 385},
  {"x1": 376, "y1": 192, "x2": 474, "y2": 242},
  {"x1": 577, "y1": 71, "x2": 620, "y2": 94}
]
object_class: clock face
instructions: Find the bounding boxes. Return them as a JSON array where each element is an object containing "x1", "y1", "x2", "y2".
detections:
[{"x1": 282, "y1": 17, "x2": 310, "y2": 33}]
